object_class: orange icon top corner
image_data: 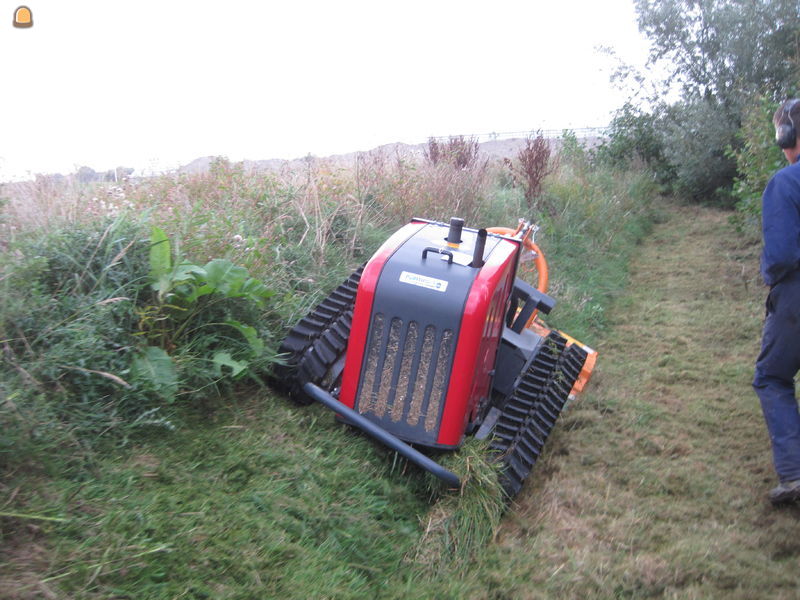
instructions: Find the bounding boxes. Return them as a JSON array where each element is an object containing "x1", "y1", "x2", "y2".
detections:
[{"x1": 14, "y1": 6, "x2": 33, "y2": 28}]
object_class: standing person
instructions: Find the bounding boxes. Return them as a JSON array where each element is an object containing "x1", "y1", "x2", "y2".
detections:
[{"x1": 754, "y1": 98, "x2": 800, "y2": 505}]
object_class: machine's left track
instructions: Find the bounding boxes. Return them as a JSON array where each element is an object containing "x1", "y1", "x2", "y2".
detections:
[
  {"x1": 490, "y1": 332, "x2": 589, "y2": 498},
  {"x1": 274, "y1": 266, "x2": 363, "y2": 404}
]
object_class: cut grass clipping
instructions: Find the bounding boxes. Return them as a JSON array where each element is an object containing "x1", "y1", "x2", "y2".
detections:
[{"x1": 410, "y1": 438, "x2": 507, "y2": 575}]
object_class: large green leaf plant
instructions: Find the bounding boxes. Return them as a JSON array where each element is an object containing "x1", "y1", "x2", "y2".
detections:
[{"x1": 134, "y1": 227, "x2": 274, "y2": 402}]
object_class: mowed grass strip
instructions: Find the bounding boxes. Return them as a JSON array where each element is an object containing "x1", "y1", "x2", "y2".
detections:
[{"x1": 472, "y1": 204, "x2": 800, "y2": 599}]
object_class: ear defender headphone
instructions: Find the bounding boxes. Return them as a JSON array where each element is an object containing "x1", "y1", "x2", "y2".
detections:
[{"x1": 776, "y1": 99, "x2": 800, "y2": 149}]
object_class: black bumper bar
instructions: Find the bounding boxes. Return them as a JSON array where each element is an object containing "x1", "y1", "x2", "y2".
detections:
[{"x1": 302, "y1": 382, "x2": 461, "y2": 489}]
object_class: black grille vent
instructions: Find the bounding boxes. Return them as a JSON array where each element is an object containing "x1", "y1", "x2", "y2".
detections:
[{"x1": 356, "y1": 313, "x2": 454, "y2": 441}]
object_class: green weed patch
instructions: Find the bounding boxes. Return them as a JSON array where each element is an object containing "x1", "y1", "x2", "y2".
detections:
[{"x1": 0, "y1": 217, "x2": 278, "y2": 468}]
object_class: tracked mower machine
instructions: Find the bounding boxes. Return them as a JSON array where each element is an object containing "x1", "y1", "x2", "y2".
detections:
[{"x1": 276, "y1": 217, "x2": 597, "y2": 498}]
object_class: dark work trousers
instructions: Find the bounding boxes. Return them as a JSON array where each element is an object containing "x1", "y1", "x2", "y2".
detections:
[{"x1": 753, "y1": 271, "x2": 800, "y2": 483}]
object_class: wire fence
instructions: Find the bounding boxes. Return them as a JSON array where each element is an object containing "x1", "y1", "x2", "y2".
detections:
[{"x1": 428, "y1": 126, "x2": 608, "y2": 143}]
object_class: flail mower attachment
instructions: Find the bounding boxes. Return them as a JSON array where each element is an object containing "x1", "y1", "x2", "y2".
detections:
[{"x1": 274, "y1": 217, "x2": 597, "y2": 498}]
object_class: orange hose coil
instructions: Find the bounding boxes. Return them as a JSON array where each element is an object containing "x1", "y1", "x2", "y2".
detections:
[
  {"x1": 489, "y1": 225, "x2": 597, "y2": 398},
  {"x1": 487, "y1": 226, "x2": 549, "y2": 327},
  {"x1": 486, "y1": 226, "x2": 548, "y2": 294}
]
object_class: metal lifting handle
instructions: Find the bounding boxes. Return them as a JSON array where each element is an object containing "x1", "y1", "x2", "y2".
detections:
[
  {"x1": 302, "y1": 382, "x2": 461, "y2": 489},
  {"x1": 422, "y1": 247, "x2": 454, "y2": 264}
]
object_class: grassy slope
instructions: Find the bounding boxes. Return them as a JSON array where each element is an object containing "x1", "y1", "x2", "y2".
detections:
[{"x1": 4, "y1": 203, "x2": 800, "y2": 599}]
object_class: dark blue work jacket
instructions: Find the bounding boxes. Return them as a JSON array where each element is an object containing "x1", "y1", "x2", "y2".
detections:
[{"x1": 761, "y1": 157, "x2": 800, "y2": 287}]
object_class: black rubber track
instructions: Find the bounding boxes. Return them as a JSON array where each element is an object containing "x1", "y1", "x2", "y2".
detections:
[
  {"x1": 273, "y1": 266, "x2": 363, "y2": 404},
  {"x1": 489, "y1": 331, "x2": 589, "y2": 499}
]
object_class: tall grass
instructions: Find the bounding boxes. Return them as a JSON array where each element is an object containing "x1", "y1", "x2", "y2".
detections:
[
  {"x1": 536, "y1": 156, "x2": 657, "y2": 342},
  {"x1": 0, "y1": 139, "x2": 654, "y2": 462},
  {"x1": 0, "y1": 215, "x2": 282, "y2": 479},
  {"x1": 0, "y1": 136, "x2": 658, "y2": 598}
]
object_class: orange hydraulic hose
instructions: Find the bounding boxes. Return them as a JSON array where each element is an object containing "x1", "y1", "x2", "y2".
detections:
[
  {"x1": 526, "y1": 241, "x2": 549, "y2": 294},
  {"x1": 486, "y1": 226, "x2": 549, "y2": 294},
  {"x1": 488, "y1": 225, "x2": 597, "y2": 397},
  {"x1": 487, "y1": 226, "x2": 549, "y2": 328}
]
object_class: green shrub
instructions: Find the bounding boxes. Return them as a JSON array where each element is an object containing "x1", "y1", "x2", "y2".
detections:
[
  {"x1": 595, "y1": 102, "x2": 673, "y2": 186},
  {"x1": 137, "y1": 225, "x2": 276, "y2": 398},
  {"x1": 659, "y1": 99, "x2": 739, "y2": 203},
  {"x1": 0, "y1": 216, "x2": 277, "y2": 467},
  {"x1": 559, "y1": 129, "x2": 590, "y2": 171},
  {"x1": 729, "y1": 95, "x2": 787, "y2": 234}
]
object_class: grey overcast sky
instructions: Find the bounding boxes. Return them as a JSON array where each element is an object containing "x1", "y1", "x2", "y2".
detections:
[{"x1": 0, "y1": 1, "x2": 651, "y2": 179}]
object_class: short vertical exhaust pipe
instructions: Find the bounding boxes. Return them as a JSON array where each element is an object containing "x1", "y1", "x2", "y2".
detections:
[{"x1": 471, "y1": 228, "x2": 487, "y2": 268}]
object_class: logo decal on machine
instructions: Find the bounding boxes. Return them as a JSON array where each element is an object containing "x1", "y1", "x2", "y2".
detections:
[{"x1": 399, "y1": 271, "x2": 449, "y2": 292}]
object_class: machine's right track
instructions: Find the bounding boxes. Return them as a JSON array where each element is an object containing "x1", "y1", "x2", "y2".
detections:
[
  {"x1": 274, "y1": 266, "x2": 362, "y2": 403},
  {"x1": 490, "y1": 331, "x2": 589, "y2": 498}
]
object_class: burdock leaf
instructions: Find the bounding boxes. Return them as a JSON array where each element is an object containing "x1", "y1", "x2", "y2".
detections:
[
  {"x1": 132, "y1": 346, "x2": 178, "y2": 403},
  {"x1": 212, "y1": 352, "x2": 248, "y2": 378},
  {"x1": 203, "y1": 259, "x2": 248, "y2": 297},
  {"x1": 225, "y1": 320, "x2": 264, "y2": 355}
]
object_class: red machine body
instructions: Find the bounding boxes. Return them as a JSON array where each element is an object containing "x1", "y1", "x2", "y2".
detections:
[
  {"x1": 338, "y1": 219, "x2": 520, "y2": 448},
  {"x1": 276, "y1": 216, "x2": 596, "y2": 496}
]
